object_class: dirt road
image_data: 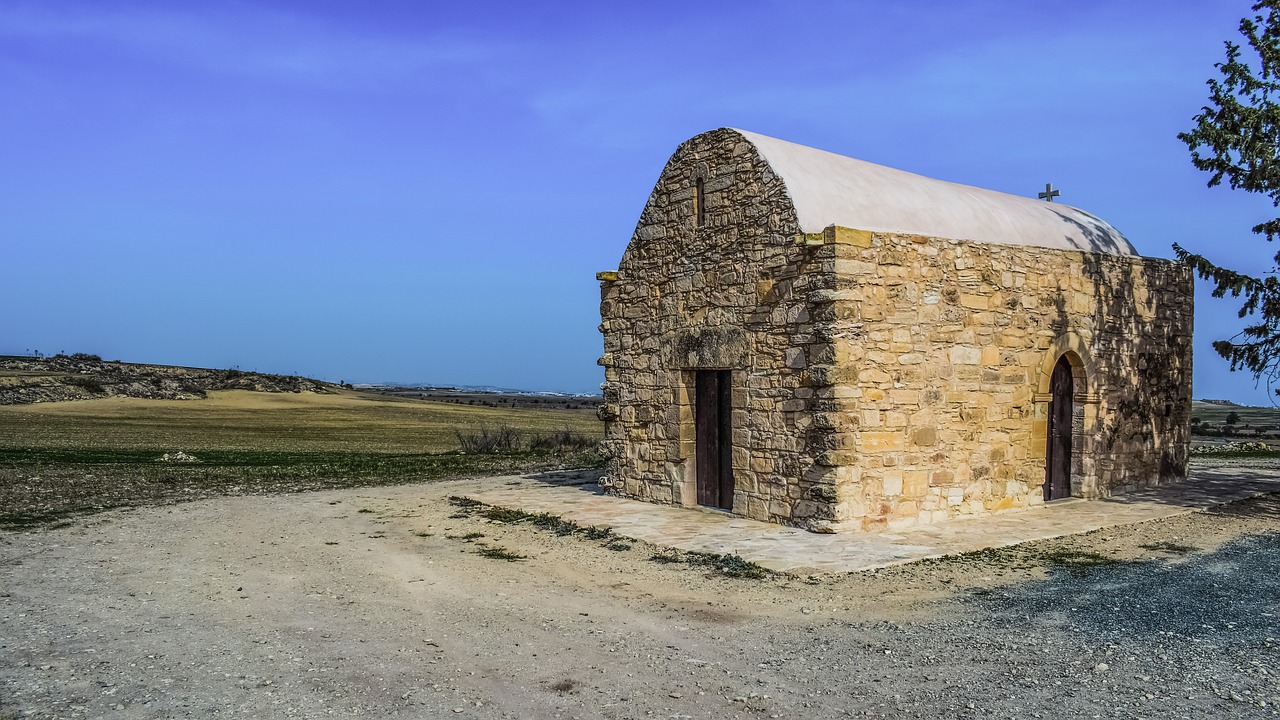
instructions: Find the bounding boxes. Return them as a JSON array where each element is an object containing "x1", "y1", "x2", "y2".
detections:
[{"x1": 3, "y1": 477, "x2": 1278, "y2": 719}]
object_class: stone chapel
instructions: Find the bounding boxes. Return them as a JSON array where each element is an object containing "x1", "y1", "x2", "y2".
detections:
[{"x1": 596, "y1": 128, "x2": 1193, "y2": 532}]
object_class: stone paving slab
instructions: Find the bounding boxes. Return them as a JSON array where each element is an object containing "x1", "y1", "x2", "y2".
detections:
[{"x1": 467, "y1": 466, "x2": 1280, "y2": 574}]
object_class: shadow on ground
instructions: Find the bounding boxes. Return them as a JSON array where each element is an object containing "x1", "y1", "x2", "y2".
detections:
[
  {"x1": 970, "y1": 532, "x2": 1280, "y2": 645},
  {"x1": 522, "y1": 468, "x2": 605, "y2": 489}
]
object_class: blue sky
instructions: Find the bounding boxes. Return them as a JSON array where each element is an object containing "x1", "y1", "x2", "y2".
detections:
[{"x1": 0, "y1": 1, "x2": 1274, "y2": 401}]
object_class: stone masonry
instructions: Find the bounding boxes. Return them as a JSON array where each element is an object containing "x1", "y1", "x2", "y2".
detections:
[{"x1": 598, "y1": 128, "x2": 1194, "y2": 532}]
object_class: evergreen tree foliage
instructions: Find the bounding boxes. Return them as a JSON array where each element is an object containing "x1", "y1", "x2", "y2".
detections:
[{"x1": 1177, "y1": 1, "x2": 1280, "y2": 392}]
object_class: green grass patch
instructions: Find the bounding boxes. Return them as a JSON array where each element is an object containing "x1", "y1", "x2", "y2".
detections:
[{"x1": 0, "y1": 446, "x2": 602, "y2": 530}]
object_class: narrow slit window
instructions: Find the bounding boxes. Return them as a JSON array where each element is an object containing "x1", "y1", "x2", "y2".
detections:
[{"x1": 695, "y1": 177, "x2": 705, "y2": 227}]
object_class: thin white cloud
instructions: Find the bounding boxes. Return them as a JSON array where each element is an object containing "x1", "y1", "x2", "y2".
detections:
[{"x1": 0, "y1": 2, "x2": 506, "y2": 90}]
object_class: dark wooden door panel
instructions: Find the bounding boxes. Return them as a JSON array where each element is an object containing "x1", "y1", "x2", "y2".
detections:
[
  {"x1": 716, "y1": 370, "x2": 734, "y2": 510},
  {"x1": 695, "y1": 370, "x2": 734, "y2": 510},
  {"x1": 1045, "y1": 357, "x2": 1073, "y2": 501},
  {"x1": 696, "y1": 371, "x2": 720, "y2": 507}
]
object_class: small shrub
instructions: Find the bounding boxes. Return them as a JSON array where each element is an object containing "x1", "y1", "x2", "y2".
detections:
[
  {"x1": 66, "y1": 375, "x2": 105, "y2": 394},
  {"x1": 455, "y1": 425, "x2": 523, "y2": 453},
  {"x1": 529, "y1": 428, "x2": 598, "y2": 453}
]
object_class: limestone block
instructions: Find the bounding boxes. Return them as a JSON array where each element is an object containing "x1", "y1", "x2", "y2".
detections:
[
  {"x1": 888, "y1": 389, "x2": 919, "y2": 405},
  {"x1": 860, "y1": 431, "x2": 904, "y2": 453},
  {"x1": 901, "y1": 470, "x2": 929, "y2": 497},
  {"x1": 882, "y1": 469, "x2": 904, "y2": 496},
  {"x1": 911, "y1": 427, "x2": 937, "y2": 446}
]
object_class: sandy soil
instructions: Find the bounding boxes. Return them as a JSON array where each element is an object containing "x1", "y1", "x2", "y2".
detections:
[{"x1": 2, "y1": 477, "x2": 1278, "y2": 719}]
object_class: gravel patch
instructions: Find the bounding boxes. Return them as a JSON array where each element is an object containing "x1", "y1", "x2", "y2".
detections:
[{"x1": 2, "y1": 481, "x2": 1277, "y2": 719}]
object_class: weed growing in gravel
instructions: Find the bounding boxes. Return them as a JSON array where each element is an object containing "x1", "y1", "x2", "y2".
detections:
[
  {"x1": 476, "y1": 545, "x2": 526, "y2": 561},
  {"x1": 473, "y1": 504, "x2": 585, "y2": 536},
  {"x1": 450, "y1": 499, "x2": 634, "y2": 558},
  {"x1": 530, "y1": 513, "x2": 581, "y2": 536},
  {"x1": 445, "y1": 531, "x2": 485, "y2": 541},
  {"x1": 357, "y1": 508, "x2": 375, "y2": 514},
  {"x1": 647, "y1": 550, "x2": 772, "y2": 579},
  {"x1": 1041, "y1": 549, "x2": 1120, "y2": 569},
  {"x1": 582, "y1": 525, "x2": 612, "y2": 540},
  {"x1": 686, "y1": 551, "x2": 771, "y2": 579},
  {"x1": 481, "y1": 507, "x2": 534, "y2": 523}
]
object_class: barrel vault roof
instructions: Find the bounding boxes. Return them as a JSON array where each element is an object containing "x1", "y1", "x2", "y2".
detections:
[{"x1": 731, "y1": 129, "x2": 1136, "y2": 256}]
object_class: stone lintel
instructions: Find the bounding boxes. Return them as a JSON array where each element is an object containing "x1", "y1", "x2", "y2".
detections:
[{"x1": 668, "y1": 327, "x2": 750, "y2": 369}]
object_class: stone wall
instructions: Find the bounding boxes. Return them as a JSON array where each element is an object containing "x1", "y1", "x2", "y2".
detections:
[
  {"x1": 805, "y1": 229, "x2": 1193, "y2": 531},
  {"x1": 599, "y1": 128, "x2": 1194, "y2": 532},
  {"x1": 598, "y1": 128, "x2": 828, "y2": 523}
]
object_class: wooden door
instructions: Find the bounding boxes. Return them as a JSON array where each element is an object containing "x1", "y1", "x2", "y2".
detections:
[
  {"x1": 1045, "y1": 356, "x2": 1073, "y2": 501},
  {"x1": 695, "y1": 370, "x2": 734, "y2": 509}
]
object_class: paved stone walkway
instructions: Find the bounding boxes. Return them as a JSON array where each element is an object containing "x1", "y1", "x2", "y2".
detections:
[{"x1": 466, "y1": 465, "x2": 1280, "y2": 574}]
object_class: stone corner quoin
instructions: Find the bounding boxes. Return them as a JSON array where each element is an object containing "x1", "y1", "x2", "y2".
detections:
[{"x1": 595, "y1": 127, "x2": 1193, "y2": 533}]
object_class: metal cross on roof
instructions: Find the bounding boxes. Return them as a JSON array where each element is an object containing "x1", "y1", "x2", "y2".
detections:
[{"x1": 1038, "y1": 183, "x2": 1060, "y2": 202}]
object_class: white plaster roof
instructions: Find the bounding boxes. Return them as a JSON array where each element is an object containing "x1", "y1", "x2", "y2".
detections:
[{"x1": 733, "y1": 129, "x2": 1137, "y2": 256}]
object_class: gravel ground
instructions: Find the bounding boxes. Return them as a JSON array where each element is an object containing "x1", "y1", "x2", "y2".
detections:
[{"x1": 2, "y1": 477, "x2": 1278, "y2": 719}]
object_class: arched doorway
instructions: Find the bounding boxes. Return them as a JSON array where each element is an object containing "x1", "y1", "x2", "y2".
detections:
[{"x1": 1045, "y1": 355, "x2": 1074, "y2": 501}]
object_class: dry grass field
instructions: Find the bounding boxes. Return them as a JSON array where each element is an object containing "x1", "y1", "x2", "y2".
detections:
[
  {"x1": 0, "y1": 389, "x2": 602, "y2": 528},
  {"x1": 1, "y1": 389, "x2": 598, "y2": 452}
]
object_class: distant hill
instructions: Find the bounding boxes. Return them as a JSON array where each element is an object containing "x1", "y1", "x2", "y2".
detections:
[{"x1": 0, "y1": 354, "x2": 335, "y2": 405}]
